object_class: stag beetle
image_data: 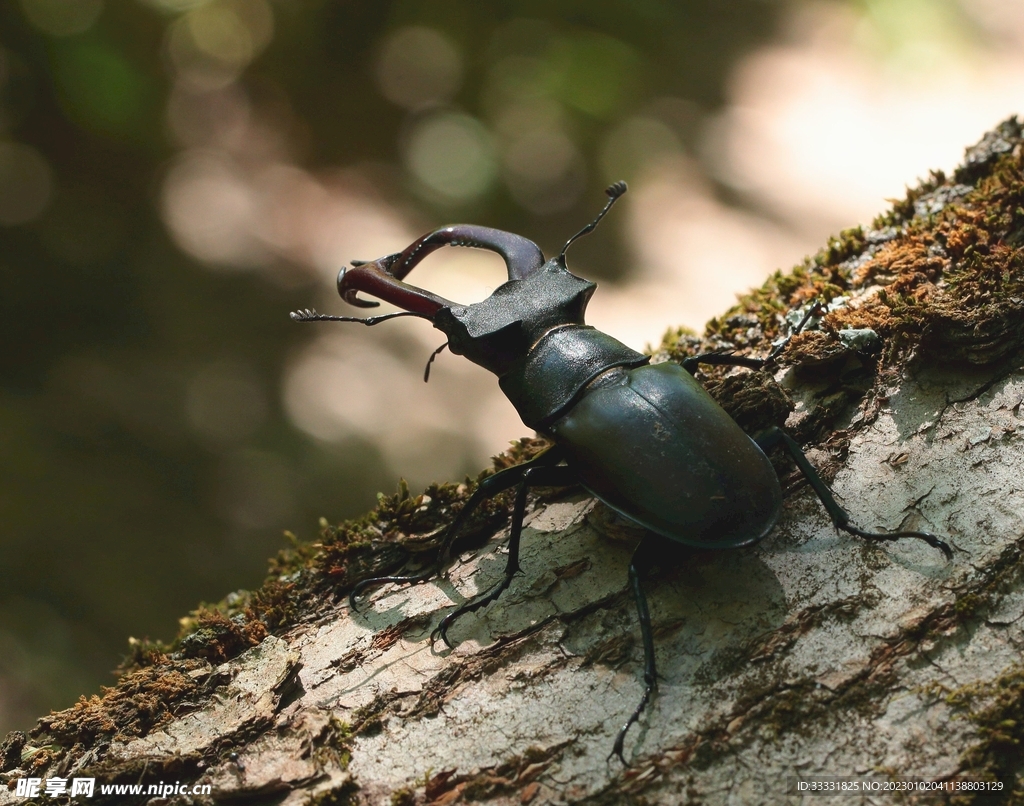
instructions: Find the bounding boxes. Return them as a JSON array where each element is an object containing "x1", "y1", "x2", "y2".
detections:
[{"x1": 292, "y1": 182, "x2": 951, "y2": 763}]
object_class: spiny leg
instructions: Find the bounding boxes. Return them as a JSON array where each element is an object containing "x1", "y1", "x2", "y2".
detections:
[
  {"x1": 349, "y1": 452, "x2": 551, "y2": 608},
  {"x1": 610, "y1": 533, "x2": 661, "y2": 765},
  {"x1": 681, "y1": 300, "x2": 824, "y2": 375},
  {"x1": 349, "y1": 447, "x2": 564, "y2": 610},
  {"x1": 422, "y1": 342, "x2": 448, "y2": 382},
  {"x1": 682, "y1": 352, "x2": 765, "y2": 375},
  {"x1": 755, "y1": 426, "x2": 952, "y2": 559},
  {"x1": 432, "y1": 463, "x2": 578, "y2": 647}
]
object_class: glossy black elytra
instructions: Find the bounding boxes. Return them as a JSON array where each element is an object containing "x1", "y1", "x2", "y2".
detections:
[{"x1": 291, "y1": 182, "x2": 952, "y2": 763}]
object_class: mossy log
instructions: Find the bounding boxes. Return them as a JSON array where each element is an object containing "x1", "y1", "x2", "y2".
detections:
[{"x1": 5, "y1": 120, "x2": 1024, "y2": 805}]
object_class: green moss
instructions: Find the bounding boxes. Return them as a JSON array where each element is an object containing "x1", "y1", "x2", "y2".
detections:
[
  {"x1": 872, "y1": 169, "x2": 948, "y2": 229},
  {"x1": 955, "y1": 592, "x2": 987, "y2": 618},
  {"x1": 390, "y1": 789, "x2": 415, "y2": 806},
  {"x1": 176, "y1": 607, "x2": 268, "y2": 663},
  {"x1": 307, "y1": 780, "x2": 361, "y2": 806},
  {"x1": 310, "y1": 716, "x2": 354, "y2": 773},
  {"x1": 822, "y1": 226, "x2": 867, "y2": 267},
  {"x1": 939, "y1": 667, "x2": 1024, "y2": 801}
]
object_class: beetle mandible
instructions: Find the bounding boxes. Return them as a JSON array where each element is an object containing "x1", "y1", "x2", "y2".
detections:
[{"x1": 291, "y1": 182, "x2": 952, "y2": 763}]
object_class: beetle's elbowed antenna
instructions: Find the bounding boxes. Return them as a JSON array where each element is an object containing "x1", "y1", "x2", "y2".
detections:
[
  {"x1": 423, "y1": 342, "x2": 448, "y2": 383},
  {"x1": 559, "y1": 180, "x2": 628, "y2": 263}
]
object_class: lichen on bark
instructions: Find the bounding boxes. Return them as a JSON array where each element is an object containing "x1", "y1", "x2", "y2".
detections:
[{"x1": 5, "y1": 119, "x2": 1024, "y2": 805}]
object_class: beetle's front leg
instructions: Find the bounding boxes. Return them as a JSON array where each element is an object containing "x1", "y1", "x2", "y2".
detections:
[
  {"x1": 349, "y1": 447, "x2": 564, "y2": 609},
  {"x1": 756, "y1": 427, "x2": 953, "y2": 559},
  {"x1": 432, "y1": 463, "x2": 578, "y2": 647},
  {"x1": 682, "y1": 300, "x2": 825, "y2": 375},
  {"x1": 681, "y1": 352, "x2": 766, "y2": 375}
]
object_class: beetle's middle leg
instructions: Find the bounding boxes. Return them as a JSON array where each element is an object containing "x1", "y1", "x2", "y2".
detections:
[
  {"x1": 432, "y1": 463, "x2": 578, "y2": 647},
  {"x1": 755, "y1": 427, "x2": 953, "y2": 559},
  {"x1": 610, "y1": 532, "x2": 662, "y2": 766}
]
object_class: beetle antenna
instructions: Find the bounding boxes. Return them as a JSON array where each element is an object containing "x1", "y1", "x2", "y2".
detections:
[
  {"x1": 423, "y1": 341, "x2": 448, "y2": 383},
  {"x1": 559, "y1": 181, "x2": 628, "y2": 263},
  {"x1": 290, "y1": 308, "x2": 428, "y2": 325}
]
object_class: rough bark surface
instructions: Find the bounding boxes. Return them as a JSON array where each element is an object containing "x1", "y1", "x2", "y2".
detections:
[{"x1": 4, "y1": 121, "x2": 1024, "y2": 806}]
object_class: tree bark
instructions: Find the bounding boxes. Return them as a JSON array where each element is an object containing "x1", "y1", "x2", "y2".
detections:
[{"x1": 4, "y1": 120, "x2": 1024, "y2": 806}]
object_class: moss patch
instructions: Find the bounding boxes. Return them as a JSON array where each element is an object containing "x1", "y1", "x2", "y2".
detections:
[
  {"x1": 36, "y1": 660, "x2": 205, "y2": 746},
  {"x1": 934, "y1": 666, "x2": 1024, "y2": 803}
]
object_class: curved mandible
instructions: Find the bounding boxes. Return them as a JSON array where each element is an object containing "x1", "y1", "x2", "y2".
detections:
[
  {"x1": 337, "y1": 253, "x2": 456, "y2": 316},
  {"x1": 391, "y1": 225, "x2": 546, "y2": 281}
]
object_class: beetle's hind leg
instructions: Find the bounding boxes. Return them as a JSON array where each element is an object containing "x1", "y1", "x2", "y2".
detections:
[
  {"x1": 755, "y1": 427, "x2": 953, "y2": 559},
  {"x1": 349, "y1": 447, "x2": 564, "y2": 610},
  {"x1": 609, "y1": 533, "x2": 662, "y2": 765},
  {"x1": 432, "y1": 463, "x2": 578, "y2": 647}
]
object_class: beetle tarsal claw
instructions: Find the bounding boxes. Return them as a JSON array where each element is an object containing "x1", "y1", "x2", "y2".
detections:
[
  {"x1": 607, "y1": 741, "x2": 628, "y2": 767},
  {"x1": 843, "y1": 524, "x2": 953, "y2": 561},
  {"x1": 608, "y1": 678, "x2": 655, "y2": 766},
  {"x1": 430, "y1": 620, "x2": 455, "y2": 649}
]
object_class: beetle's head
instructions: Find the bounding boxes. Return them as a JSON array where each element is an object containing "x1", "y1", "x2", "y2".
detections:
[
  {"x1": 294, "y1": 183, "x2": 627, "y2": 377},
  {"x1": 333, "y1": 181, "x2": 626, "y2": 317}
]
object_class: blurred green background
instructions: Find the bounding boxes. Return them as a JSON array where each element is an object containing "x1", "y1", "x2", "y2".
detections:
[{"x1": 0, "y1": 0, "x2": 1014, "y2": 733}]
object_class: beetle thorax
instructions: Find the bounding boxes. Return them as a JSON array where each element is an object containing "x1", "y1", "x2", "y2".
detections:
[
  {"x1": 430, "y1": 259, "x2": 649, "y2": 430},
  {"x1": 432, "y1": 260, "x2": 595, "y2": 376}
]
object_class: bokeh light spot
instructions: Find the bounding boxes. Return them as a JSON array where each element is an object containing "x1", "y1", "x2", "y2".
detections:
[
  {"x1": 600, "y1": 116, "x2": 682, "y2": 182},
  {"x1": 503, "y1": 126, "x2": 585, "y2": 214},
  {"x1": 0, "y1": 141, "x2": 52, "y2": 225},
  {"x1": 52, "y1": 42, "x2": 148, "y2": 137},
  {"x1": 404, "y1": 112, "x2": 496, "y2": 202},
  {"x1": 375, "y1": 27, "x2": 462, "y2": 110},
  {"x1": 19, "y1": 0, "x2": 104, "y2": 37},
  {"x1": 185, "y1": 360, "x2": 268, "y2": 445},
  {"x1": 551, "y1": 33, "x2": 640, "y2": 118},
  {"x1": 167, "y1": 0, "x2": 273, "y2": 89},
  {"x1": 855, "y1": 0, "x2": 974, "y2": 71},
  {"x1": 188, "y1": 5, "x2": 253, "y2": 66},
  {"x1": 485, "y1": 55, "x2": 550, "y2": 109},
  {"x1": 161, "y1": 150, "x2": 267, "y2": 268}
]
